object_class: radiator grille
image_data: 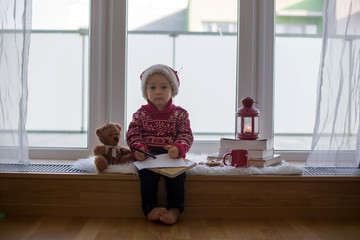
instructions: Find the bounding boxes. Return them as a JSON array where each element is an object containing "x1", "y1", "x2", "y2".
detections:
[
  {"x1": 0, "y1": 164, "x2": 359, "y2": 175},
  {"x1": 302, "y1": 167, "x2": 360, "y2": 176},
  {"x1": 0, "y1": 163, "x2": 86, "y2": 173}
]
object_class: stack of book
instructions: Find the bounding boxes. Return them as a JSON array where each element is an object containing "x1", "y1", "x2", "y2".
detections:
[{"x1": 207, "y1": 138, "x2": 282, "y2": 167}]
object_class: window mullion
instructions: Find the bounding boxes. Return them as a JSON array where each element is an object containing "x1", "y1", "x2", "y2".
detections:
[
  {"x1": 108, "y1": 0, "x2": 127, "y2": 146},
  {"x1": 237, "y1": 0, "x2": 257, "y2": 106},
  {"x1": 256, "y1": 0, "x2": 274, "y2": 140},
  {"x1": 238, "y1": 0, "x2": 274, "y2": 140},
  {"x1": 88, "y1": 1, "x2": 112, "y2": 152}
]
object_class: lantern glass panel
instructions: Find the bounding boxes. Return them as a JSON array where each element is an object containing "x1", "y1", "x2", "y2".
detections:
[
  {"x1": 236, "y1": 116, "x2": 241, "y2": 134},
  {"x1": 254, "y1": 116, "x2": 259, "y2": 133},
  {"x1": 243, "y1": 117, "x2": 253, "y2": 133}
]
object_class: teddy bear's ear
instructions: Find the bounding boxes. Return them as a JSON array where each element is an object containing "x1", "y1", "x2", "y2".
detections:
[
  {"x1": 115, "y1": 123, "x2": 122, "y2": 132},
  {"x1": 96, "y1": 128, "x2": 102, "y2": 137}
]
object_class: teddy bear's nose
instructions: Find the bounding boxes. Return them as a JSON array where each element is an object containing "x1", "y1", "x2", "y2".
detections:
[{"x1": 114, "y1": 136, "x2": 119, "y2": 142}]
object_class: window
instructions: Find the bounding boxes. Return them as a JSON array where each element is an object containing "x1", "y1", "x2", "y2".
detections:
[
  {"x1": 29, "y1": 0, "x2": 315, "y2": 160},
  {"x1": 274, "y1": 0, "x2": 323, "y2": 151},
  {"x1": 27, "y1": 0, "x2": 89, "y2": 151},
  {"x1": 126, "y1": 0, "x2": 274, "y2": 155},
  {"x1": 127, "y1": 0, "x2": 238, "y2": 143}
]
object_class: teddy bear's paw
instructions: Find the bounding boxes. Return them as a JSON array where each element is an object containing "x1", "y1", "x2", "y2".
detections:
[
  {"x1": 94, "y1": 156, "x2": 109, "y2": 172},
  {"x1": 119, "y1": 154, "x2": 134, "y2": 164}
]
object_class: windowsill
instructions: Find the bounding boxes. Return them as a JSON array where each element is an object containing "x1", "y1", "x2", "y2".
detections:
[
  {"x1": 2, "y1": 158, "x2": 360, "y2": 184},
  {"x1": 0, "y1": 158, "x2": 307, "y2": 167},
  {"x1": 27, "y1": 132, "x2": 313, "y2": 158},
  {"x1": 2, "y1": 160, "x2": 360, "y2": 184}
]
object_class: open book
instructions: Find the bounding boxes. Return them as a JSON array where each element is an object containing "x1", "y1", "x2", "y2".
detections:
[{"x1": 133, "y1": 154, "x2": 196, "y2": 178}]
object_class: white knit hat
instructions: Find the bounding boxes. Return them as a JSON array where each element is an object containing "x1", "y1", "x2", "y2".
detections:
[{"x1": 140, "y1": 64, "x2": 180, "y2": 99}]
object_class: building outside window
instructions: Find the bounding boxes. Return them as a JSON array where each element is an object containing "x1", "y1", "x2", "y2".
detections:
[{"x1": 202, "y1": 22, "x2": 237, "y2": 33}]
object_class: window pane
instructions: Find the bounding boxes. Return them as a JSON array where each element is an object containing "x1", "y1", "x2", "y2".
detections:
[
  {"x1": 27, "y1": 0, "x2": 89, "y2": 148},
  {"x1": 274, "y1": 0, "x2": 323, "y2": 150},
  {"x1": 127, "y1": 0, "x2": 238, "y2": 141}
]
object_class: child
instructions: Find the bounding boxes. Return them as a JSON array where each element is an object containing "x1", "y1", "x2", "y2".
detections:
[{"x1": 126, "y1": 64, "x2": 193, "y2": 224}]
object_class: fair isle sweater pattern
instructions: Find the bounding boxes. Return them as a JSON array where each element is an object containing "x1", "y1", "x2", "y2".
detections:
[{"x1": 126, "y1": 99, "x2": 193, "y2": 158}]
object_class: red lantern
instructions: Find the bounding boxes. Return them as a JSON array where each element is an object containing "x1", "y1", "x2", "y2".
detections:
[{"x1": 236, "y1": 97, "x2": 259, "y2": 140}]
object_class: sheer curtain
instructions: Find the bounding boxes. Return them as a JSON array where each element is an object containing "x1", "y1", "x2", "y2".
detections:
[
  {"x1": 307, "y1": 0, "x2": 360, "y2": 167},
  {"x1": 0, "y1": 0, "x2": 32, "y2": 163}
]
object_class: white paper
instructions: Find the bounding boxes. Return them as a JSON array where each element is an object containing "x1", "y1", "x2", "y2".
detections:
[{"x1": 133, "y1": 154, "x2": 192, "y2": 170}]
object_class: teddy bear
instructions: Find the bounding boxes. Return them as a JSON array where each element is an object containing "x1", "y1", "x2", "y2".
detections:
[{"x1": 93, "y1": 122, "x2": 133, "y2": 172}]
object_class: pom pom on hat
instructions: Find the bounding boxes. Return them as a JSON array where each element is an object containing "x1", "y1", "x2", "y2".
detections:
[{"x1": 140, "y1": 64, "x2": 180, "y2": 99}]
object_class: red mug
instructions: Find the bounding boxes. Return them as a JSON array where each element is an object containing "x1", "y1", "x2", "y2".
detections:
[{"x1": 223, "y1": 149, "x2": 248, "y2": 168}]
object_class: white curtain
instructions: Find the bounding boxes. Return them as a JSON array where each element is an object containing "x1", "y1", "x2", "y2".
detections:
[
  {"x1": 307, "y1": 0, "x2": 360, "y2": 167},
  {"x1": 0, "y1": 0, "x2": 32, "y2": 163}
]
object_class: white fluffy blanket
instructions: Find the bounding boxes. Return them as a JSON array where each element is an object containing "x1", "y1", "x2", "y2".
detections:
[{"x1": 72, "y1": 153, "x2": 302, "y2": 175}]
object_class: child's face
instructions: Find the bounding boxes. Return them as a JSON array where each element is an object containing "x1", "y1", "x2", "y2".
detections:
[{"x1": 146, "y1": 73, "x2": 172, "y2": 110}]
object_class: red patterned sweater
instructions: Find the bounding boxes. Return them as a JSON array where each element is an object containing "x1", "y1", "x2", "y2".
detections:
[{"x1": 126, "y1": 99, "x2": 193, "y2": 158}]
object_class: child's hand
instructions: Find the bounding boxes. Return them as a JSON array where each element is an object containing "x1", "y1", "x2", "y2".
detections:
[
  {"x1": 164, "y1": 145, "x2": 180, "y2": 159},
  {"x1": 134, "y1": 147, "x2": 146, "y2": 161}
]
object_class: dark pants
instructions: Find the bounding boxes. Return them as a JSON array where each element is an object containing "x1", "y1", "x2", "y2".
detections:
[{"x1": 138, "y1": 149, "x2": 185, "y2": 216}]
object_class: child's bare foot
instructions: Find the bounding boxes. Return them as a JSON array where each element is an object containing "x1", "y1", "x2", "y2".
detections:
[
  {"x1": 147, "y1": 207, "x2": 168, "y2": 221},
  {"x1": 159, "y1": 208, "x2": 180, "y2": 225}
]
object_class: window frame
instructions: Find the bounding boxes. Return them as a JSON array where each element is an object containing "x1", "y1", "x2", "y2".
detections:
[{"x1": 29, "y1": 0, "x2": 309, "y2": 161}]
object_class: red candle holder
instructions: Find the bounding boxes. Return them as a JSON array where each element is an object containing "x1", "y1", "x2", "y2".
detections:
[{"x1": 236, "y1": 97, "x2": 259, "y2": 140}]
